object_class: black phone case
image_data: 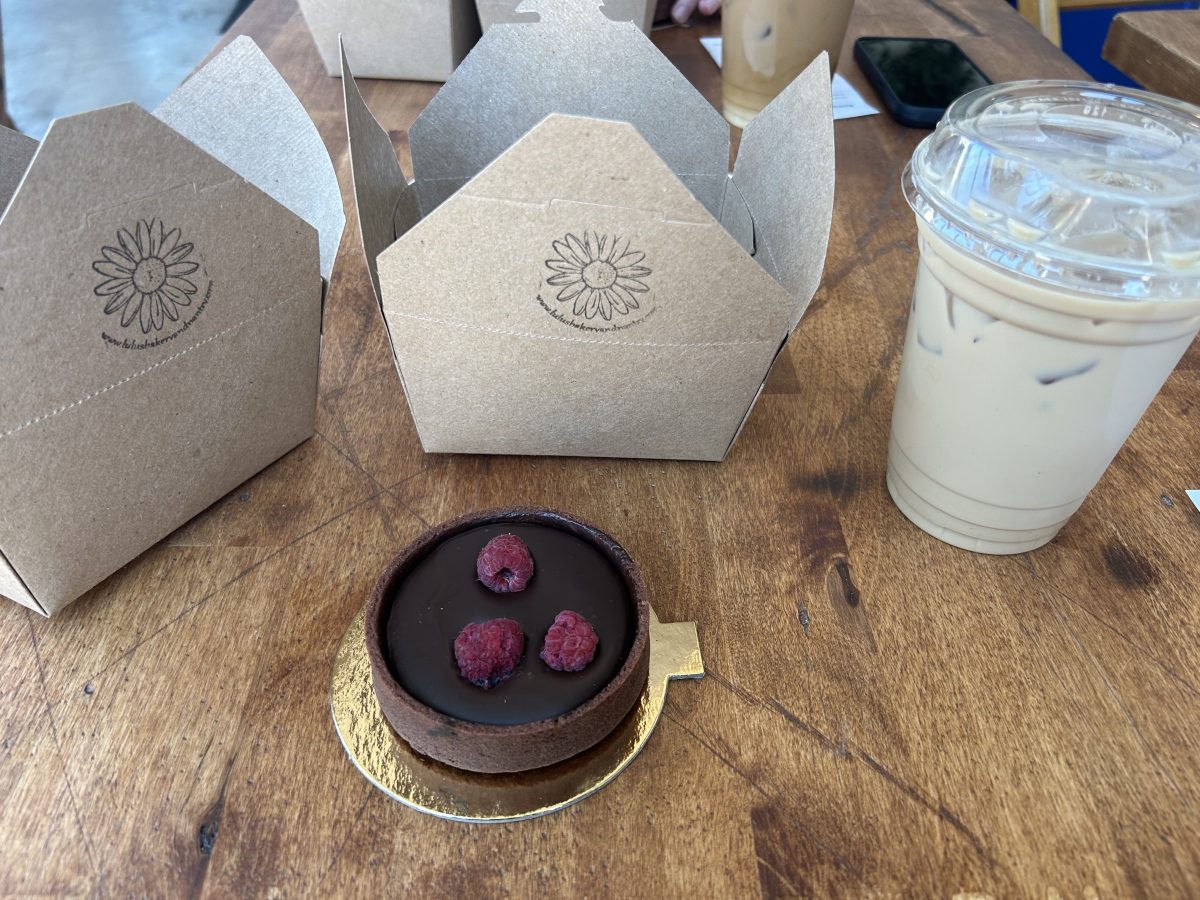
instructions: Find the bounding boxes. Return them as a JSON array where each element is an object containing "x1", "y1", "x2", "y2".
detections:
[{"x1": 853, "y1": 37, "x2": 989, "y2": 128}]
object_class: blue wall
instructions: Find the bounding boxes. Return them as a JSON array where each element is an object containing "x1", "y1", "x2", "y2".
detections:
[{"x1": 1011, "y1": 1, "x2": 1199, "y2": 86}]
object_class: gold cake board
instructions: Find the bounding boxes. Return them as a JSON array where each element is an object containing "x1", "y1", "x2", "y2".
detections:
[{"x1": 330, "y1": 605, "x2": 704, "y2": 823}]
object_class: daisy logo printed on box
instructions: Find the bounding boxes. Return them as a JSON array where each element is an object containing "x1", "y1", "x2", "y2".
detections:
[
  {"x1": 537, "y1": 231, "x2": 655, "y2": 333},
  {"x1": 93, "y1": 218, "x2": 212, "y2": 350}
]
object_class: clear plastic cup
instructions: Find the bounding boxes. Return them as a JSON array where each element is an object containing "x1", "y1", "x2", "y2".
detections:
[
  {"x1": 888, "y1": 81, "x2": 1200, "y2": 554},
  {"x1": 721, "y1": 0, "x2": 855, "y2": 128}
]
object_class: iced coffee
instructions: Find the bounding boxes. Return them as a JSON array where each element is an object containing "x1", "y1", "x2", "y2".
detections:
[
  {"x1": 888, "y1": 82, "x2": 1200, "y2": 554},
  {"x1": 721, "y1": 0, "x2": 855, "y2": 127}
]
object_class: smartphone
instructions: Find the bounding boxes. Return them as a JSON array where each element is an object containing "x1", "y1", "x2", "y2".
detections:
[{"x1": 854, "y1": 37, "x2": 991, "y2": 128}]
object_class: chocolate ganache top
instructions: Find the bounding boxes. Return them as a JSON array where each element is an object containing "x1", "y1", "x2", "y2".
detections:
[{"x1": 385, "y1": 522, "x2": 635, "y2": 726}]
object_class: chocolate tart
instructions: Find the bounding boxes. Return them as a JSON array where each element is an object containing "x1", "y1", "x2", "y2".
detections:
[{"x1": 364, "y1": 507, "x2": 651, "y2": 774}]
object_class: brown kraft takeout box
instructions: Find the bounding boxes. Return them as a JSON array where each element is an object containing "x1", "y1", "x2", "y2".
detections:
[
  {"x1": 0, "y1": 37, "x2": 343, "y2": 615},
  {"x1": 342, "y1": 0, "x2": 835, "y2": 461},
  {"x1": 476, "y1": 0, "x2": 655, "y2": 35},
  {"x1": 297, "y1": 0, "x2": 482, "y2": 80}
]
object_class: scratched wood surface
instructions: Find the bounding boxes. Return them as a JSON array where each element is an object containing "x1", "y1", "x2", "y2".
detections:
[{"x1": 2, "y1": 1, "x2": 1198, "y2": 896}]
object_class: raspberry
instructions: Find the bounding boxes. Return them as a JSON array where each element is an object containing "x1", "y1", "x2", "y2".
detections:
[
  {"x1": 453, "y1": 618, "x2": 524, "y2": 689},
  {"x1": 476, "y1": 533, "x2": 535, "y2": 593},
  {"x1": 540, "y1": 610, "x2": 599, "y2": 672}
]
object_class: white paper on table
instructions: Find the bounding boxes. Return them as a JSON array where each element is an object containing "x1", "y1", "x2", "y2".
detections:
[
  {"x1": 1187, "y1": 490, "x2": 1200, "y2": 512},
  {"x1": 699, "y1": 35, "x2": 878, "y2": 121}
]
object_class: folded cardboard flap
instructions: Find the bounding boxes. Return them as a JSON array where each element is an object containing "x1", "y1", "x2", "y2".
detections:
[
  {"x1": 0, "y1": 39, "x2": 342, "y2": 615},
  {"x1": 155, "y1": 36, "x2": 344, "y2": 283},
  {"x1": 297, "y1": 0, "x2": 481, "y2": 81},
  {"x1": 0, "y1": 126, "x2": 37, "y2": 218},
  {"x1": 339, "y1": 44, "x2": 421, "y2": 408},
  {"x1": 340, "y1": 0, "x2": 835, "y2": 461},
  {"x1": 599, "y1": 0, "x2": 655, "y2": 31},
  {"x1": 343, "y1": 3, "x2": 833, "y2": 324},
  {"x1": 408, "y1": 0, "x2": 729, "y2": 218},
  {"x1": 731, "y1": 57, "x2": 836, "y2": 331},
  {"x1": 367, "y1": 111, "x2": 794, "y2": 460},
  {"x1": 396, "y1": 0, "x2": 833, "y2": 325},
  {"x1": 340, "y1": 42, "x2": 416, "y2": 301}
]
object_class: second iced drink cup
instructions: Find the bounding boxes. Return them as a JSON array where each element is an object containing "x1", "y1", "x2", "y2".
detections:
[
  {"x1": 888, "y1": 82, "x2": 1200, "y2": 554},
  {"x1": 721, "y1": 0, "x2": 855, "y2": 127}
]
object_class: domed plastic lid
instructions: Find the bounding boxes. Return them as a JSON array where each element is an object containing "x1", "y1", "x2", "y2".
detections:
[{"x1": 905, "y1": 80, "x2": 1200, "y2": 301}]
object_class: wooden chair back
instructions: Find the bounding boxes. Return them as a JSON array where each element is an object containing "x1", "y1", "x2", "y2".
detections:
[{"x1": 1018, "y1": 0, "x2": 1176, "y2": 46}]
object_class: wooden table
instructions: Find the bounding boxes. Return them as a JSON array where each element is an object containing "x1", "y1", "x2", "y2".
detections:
[
  {"x1": 4, "y1": 1, "x2": 1198, "y2": 896},
  {"x1": 1104, "y1": 10, "x2": 1200, "y2": 106}
]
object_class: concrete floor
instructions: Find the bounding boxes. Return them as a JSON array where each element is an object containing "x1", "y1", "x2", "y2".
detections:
[{"x1": 2, "y1": 0, "x2": 237, "y2": 138}]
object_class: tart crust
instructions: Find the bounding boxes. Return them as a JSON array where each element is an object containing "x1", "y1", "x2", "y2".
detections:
[{"x1": 364, "y1": 507, "x2": 651, "y2": 774}]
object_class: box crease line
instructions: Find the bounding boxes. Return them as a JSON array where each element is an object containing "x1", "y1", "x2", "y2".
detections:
[
  {"x1": 418, "y1": 171, "x2": 729, "y2": 182},
  {"x1": 0, "y1": 284, "x2": 315, "y2": 440},
  {"x1": 721, "y1": 333, "x2": 788, "y2": 460},
  {"x1": 373, "y1": 207, "x2": 428, "y2": 450},
  {"x1": 715, "y1": 174, "x2": 756, "y2": 257},
  {"x1": 384, "y1": 311, "x2": 778, "y2": 348},
  {"x1": 457, "y1": 192, "x2": 713, "y2": 227}
]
